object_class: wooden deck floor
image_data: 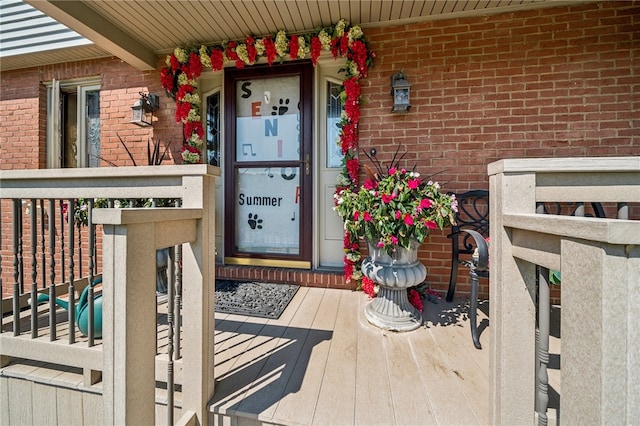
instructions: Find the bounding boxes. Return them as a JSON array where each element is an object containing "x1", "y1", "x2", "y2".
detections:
[{"x1": 210, "y1": 287, "x2": 492, "y2": 425}]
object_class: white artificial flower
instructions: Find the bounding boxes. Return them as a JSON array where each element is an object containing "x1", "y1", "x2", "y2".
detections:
[
  {"x1": 199, "y1": 45, "x2": 211, "y2": 69},
  {"x1": 174, "y1": 48, "x2": 187, "y2": 63}
]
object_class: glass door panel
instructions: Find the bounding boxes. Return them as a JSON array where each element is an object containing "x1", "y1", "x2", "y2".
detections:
[{"x1": 225, "y1": 62, "x2": 312, "y2": 266}]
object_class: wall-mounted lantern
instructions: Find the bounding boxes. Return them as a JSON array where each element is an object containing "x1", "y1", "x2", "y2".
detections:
[
  {"x1": 130, "y1": 92, "x2": 159, "y2": 127},
  {"x1": 390, "y1": 71, "x2": 411, "y2": 113}
]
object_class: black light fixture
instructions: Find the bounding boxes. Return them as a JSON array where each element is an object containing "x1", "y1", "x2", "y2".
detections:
[
  {"x1": 390, "y1": 71, "x2": 411, "y2": 113},
  {"x1": 131, "y1": 92, "x2": 159, "y2": 127}
]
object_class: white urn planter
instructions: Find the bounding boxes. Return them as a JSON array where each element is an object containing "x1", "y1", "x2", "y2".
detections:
[{"x1": 361, "y1": 239, "x2": 426, "y2": 332}]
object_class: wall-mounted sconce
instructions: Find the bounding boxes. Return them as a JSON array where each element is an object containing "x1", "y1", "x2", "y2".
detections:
[
  {"x1": 390, "y1": 71, "x2": 411, "y2": 113},
  {"x1": 130, "y1": 92, "x2": 159, "y2": 127}
]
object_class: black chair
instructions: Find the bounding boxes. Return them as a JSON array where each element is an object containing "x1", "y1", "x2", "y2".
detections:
[{"x1": 446, "y1": 190, "x2": 490, "y2": 349}]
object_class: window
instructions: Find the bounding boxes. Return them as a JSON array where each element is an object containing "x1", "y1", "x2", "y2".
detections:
[
  {"x1": 326, "y1": 80, "x2": 343, "y2": 168},
  {"x1": 46, "y1": 78, "x2": 100, "y2": 168},
  {"x1": 206, "y1": 90, "x2": 221, "y2": 166}
]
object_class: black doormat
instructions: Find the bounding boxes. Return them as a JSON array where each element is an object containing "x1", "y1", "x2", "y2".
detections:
[{"x1": 215, "y1": 280, "x2": 299, "y2": 319}]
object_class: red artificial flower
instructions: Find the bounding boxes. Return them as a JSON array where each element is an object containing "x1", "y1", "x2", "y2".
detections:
[
  {"x1": 175, "y1": 102, "x2": 192, "y2": 122},
  {"x1": 246, "y1": 36, "x2": 257, "y2": 64},
  {"x1": 363, "y1": 211, "x2": 372, "y2": 222},
  {"x1": 210, "y1": 49, "x2": 224, "y2": 71},
  {"x1": 263, "y1": 36, "x2": 277, "y2": 65},
  {"x1": 361, "y1": 277, "x2": 376, "y2": 298},
  {"x1": 343, "y1": 257, "x2": 354, "y2": 283},
  {"x1": 160, "y1": 68, "x2": 174, "y2": 93},
  {"x1": 330, "y1": 37, "x2": 339, "y2": 59},
  {"x1": 176, "y1": 84, "x2": 194, "y2": 102},
  {"x1": 187, "y1": 52, "x2": 203, "y2": 79},
  {"x1": 408, "y1": 288, "x2": 424, "y2": 312},
  {"x1": 348, "y1": 40, "x2": 370, "y2": 77},
  {"x1": 340, "y1": 33, "x2": 349, "y2": 56},
  {"x1": 181, "y1": 144, "x2": 201, "y2": 163},
  {"x1": 289, "y1": 34, "x2": 299, "y2": 59},
  {"x1": 225, "y1": 41, "x2": 239, "y2": 62},
  {"x1": 182, "y1": 144, "x2": 200, "y2": 154},
  {"x1": 235, "y1": 58, "x2": 245, "y2": 69},
  {"x1": 183, "y1": 120, "x2": 204, "y2": 140},
  {"x1": 346, "y1": 157, "x2": 359, "y2": 185},
  {"x1": 353, "y1": 211, "x2": 360, "y2": 221},
  {"x1": 170, "y1": 54, "x2": 180, "y2": 72},
  {"x1": 340, "y1": 123, "x2": 357, "y2": 154},
  {"x1": 311, "y1": 36, "x2": 322, "y2": 66}
]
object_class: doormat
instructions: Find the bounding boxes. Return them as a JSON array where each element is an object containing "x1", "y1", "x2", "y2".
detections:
[{"x1": 215, "y1": 280, "x2": 299, "y2": 319}]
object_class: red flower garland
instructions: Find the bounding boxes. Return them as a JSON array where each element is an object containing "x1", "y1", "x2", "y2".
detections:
[{"x1": 160, "y1": 21, "x2": 374, "y2": 288}]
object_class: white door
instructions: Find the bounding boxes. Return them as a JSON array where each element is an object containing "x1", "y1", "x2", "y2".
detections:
[{"x1": 316, "y1": 62, "x2": 347, "y2": 268}]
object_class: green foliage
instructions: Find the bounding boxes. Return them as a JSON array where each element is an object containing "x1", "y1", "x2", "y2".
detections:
[{"x1": 334, "y1": 167, "x2": 457, "y2": 254}]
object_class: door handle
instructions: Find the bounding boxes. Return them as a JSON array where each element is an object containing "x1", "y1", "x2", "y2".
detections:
[{"x1": 305, "y1": 154, "x2": 310, "y2": 176}]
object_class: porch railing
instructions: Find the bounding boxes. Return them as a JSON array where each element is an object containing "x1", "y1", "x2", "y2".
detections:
[
  {"x1": 0, "y1": 165, "x2": 219, "y2": 425},
  {"x1": 488, "y1": 157, "x2": 640, "y2": 425}
]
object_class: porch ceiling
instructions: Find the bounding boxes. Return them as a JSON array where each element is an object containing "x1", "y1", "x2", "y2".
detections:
[{"x1": 9, "y1": 0, "x2": 588, "y2": 72}]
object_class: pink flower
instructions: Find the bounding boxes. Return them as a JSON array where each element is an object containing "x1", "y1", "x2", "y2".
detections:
[
  {"x1": 377, "y1": 241, "x2": 385, "y2": 248},
  {"x1": 353, "y1": 211, "x2": 360, "y2": 221},
  {"x1": 424, "y1": 220, "x2": 438, "y2": 229},
  {"x1": 381, "y1": 193, "x2": 394, "y2": 204},
  {"x1": 363, "y1": 212, "x2": 372, "y2": 222},
  {"x1": 390, "y1": 235, "x2": 398, "y2": 244},
  {"x1": 395, "y1": 210, "x2": 402, "y2": 219},
  {"x1": 389, "y1": 167, "x2": 397, "y2": 175},
  {"x1": 408, "y1": 178, "x2": 421, "y2": 189},
  {"x1": 420, "y1": 199, "x2": 433, "y2": 209},
  {"x1": 363, "y1": 178, "x2": 378, "y2": 190},
  {"x1": 403, "y1": 214, "x2": 414, "y2": 226}
]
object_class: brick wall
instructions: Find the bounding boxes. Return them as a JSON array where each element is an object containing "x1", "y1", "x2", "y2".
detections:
[
  {"x1": 0, "y1": 1, "x2": 638, "y2": 301},
  {"x1": 358, "y1": 1, "x2": 639, "y2": 302}
]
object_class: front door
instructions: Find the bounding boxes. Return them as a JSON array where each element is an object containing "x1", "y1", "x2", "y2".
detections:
[{"x1": 224, "y1": 62, "x2": 313, "y2": 268}]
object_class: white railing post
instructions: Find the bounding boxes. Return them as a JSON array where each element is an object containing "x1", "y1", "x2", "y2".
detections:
[
  {"x1": 489, "y1": 164, "x2": 538, "y2": 425},
  {"x1": 560, "y1": 238, "x2": 640, "y2": 424},
  {"x1": 100, "y1": 220, "x2": 157, "y2": 425},
  {"x1": 180, "y1": 173, "x2": 217, "y2": 424}
]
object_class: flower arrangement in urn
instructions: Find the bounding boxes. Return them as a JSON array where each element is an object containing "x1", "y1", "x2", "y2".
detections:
[
  {"x1": 334, "y1": 159, "x2": 457, "y2": 255},
  {"x1": 334, "y1": 151, "x2": 458, "y2": 330}
]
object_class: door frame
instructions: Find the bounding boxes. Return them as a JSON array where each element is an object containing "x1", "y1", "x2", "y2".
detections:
[{"x1": 223, "y1": 61, "x2": 313, "y2": 268}]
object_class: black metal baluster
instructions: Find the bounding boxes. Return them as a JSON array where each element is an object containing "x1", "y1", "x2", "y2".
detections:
[
  {"x1": 30, "y1": 199, "x2": 38, "y2": 338},
  {"x1": 59, "y1": 200, "x2": 66, "y2": 286},
  {"x1": 87, "y1": 199, "x2": 95, "y2": 347},
  {"x1": 40, "y1": 199, "x2": 45, "y2": 289},
  {"x1": 49, "y1": 199, "x2": 57, "y2": 341},
  {"x1": 167, "y1": 246, "x2": 175, "y2": 426},
  {"x1": 68, "y1": 199, "x2": 76, "y2": 344},
  {"x1": 12, "y1": 199, "x2": 22, "y2": 336},
  {"x1": 0, "y1": 200, "x2": 3, "y2": 332},
  {"x1": 174, "y1": 237, "x2": 182, "y2": 360}
]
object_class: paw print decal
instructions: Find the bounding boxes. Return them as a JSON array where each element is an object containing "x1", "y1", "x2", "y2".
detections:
[
  {"x1": 248, "y1": 213, "x2": 263, "y2": 230},
  {"x1": 271, "y1": 98, "x2": 290, "y2": 116}
]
